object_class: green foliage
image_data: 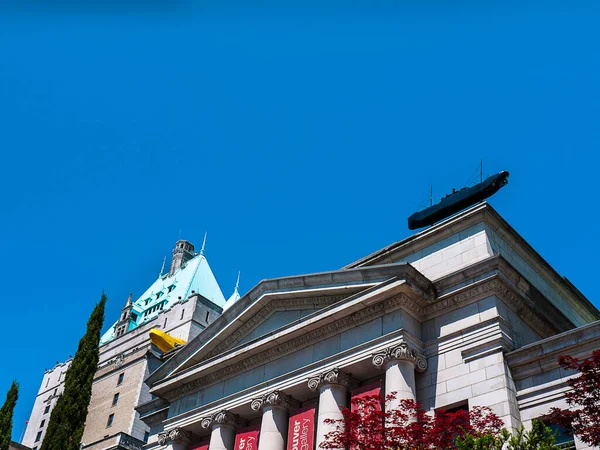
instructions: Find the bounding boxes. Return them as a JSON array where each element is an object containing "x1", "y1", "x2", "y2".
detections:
[
  {"x1": 456, "y1": 420, "x2": 558, "y2": 450},
  {"x1": 40, "y1": 293, "x2": 107, "y2": 450},
  {"x1": 0, "y1": 380, "x2": 19, "y2": 450}
]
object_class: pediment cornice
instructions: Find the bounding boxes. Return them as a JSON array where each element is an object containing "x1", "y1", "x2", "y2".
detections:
[{"x1": 146, "y1": 263, "x2": 433, "y2": 386}]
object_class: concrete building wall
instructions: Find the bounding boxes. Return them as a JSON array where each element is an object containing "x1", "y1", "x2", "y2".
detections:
[
  {"x1": 82, "y1": 356, "x2": 148, "y2": 445},
  {"x1": 22, "y1": 360, "x2": 71, "y2": 449}
]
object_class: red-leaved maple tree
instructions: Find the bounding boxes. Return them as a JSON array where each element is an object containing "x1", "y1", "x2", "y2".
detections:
[
  {"x1": 321, "y1": 394, "x2": 503, "y2": 450},
  {"x1": 548, "y1": 349, "x2": 600, "y2": 447}
]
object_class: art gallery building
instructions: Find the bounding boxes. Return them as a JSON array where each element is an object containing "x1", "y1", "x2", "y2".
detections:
[{"x1": 137, "y1": 203, "x2": 600, "y2": 450}]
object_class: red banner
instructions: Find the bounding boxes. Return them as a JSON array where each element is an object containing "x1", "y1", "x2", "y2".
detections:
[
  {"x1": 234, "y1": 424, "x2": 261, "y2": 450},
  {"x1": 351, "y1": 381, "x2": 382, "y2": 412},
  {"x1": 286, "y1": 406, "x2": 315, "y2": 450},
  {"x1": 190, "y1": 441, "x2": 210, "y2": 450}
]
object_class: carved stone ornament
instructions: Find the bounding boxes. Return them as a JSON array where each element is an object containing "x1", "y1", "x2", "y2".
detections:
[
  {"x1": 372, "y1": 342, "x2": 428, "y2": 372},
  {"x1": 157, "y1": 427, "x2": 192, "y2": 445},
  {"x1": 250, "y1": 390, "x2": 300, "y2": 412},
  {"x1": 307, "y1": 368, "x2": 356, "y2": 392},
  {"x1": 201, "y1": 410, "x2": 247, "y2": 430}
]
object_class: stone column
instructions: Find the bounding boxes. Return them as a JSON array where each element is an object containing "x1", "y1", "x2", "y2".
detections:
[
  {"x1": 308, "y1": 368, "x2": 356, "y2": 450},
  {"x1": 251, "y1": 390, "x2": 300, "y2": 450},
  {"x1": 157, "y1": 427, "x2": 192, "y2": 450},
  {"x1": 372, "y1": 342, "x2": 427, "y2": 411},
  {"x1": 202, "y1": 410, "x2": 247, "y2": 450}
]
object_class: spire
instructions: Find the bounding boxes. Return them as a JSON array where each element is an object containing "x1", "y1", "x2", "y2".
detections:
[
  {"x1": 124, "y1": 292, "x2": 132, "y2": 308},
  {"x1": 200, "y1": 232, "x2": 207, "y2": 256},
  {"x1": 223, "y1": 271, "x2": 241, "y2": 311},
  {"x1": 159, "y1": 256, "x2": 166, "y2": 277}
]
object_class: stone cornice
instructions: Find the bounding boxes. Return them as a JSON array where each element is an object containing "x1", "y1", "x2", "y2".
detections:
[
  {"x1": 250, "y1": 390, "x2": 300, "y2": 412},
  {"x1": 308, "y1": 368, "x2": 357, "y2": 391},
  {"x1": 147, "y1": 263, "x2": 434, "y2": 387},
  {"x1": 157, "y1": 427, "x2": 192, "y2": 445},
  {"x1": 204, "y1": 295, "x2": 347, "y2": 361},
  {"x1": 201, "y1": 410, "x2": 247, "y2": 430},
  {"x1": 372, "y1": 342, "x2": 427, "y2": 372},
  {"x1": 157, "y1": 291, "x2": 414, "y2": 400}
]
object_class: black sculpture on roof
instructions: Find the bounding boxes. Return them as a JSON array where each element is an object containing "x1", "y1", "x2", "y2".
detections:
[{"x1": 408, "y1": 171, "x2": 509, "y2": 230}]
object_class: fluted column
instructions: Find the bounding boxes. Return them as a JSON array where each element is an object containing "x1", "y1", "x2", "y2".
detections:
[
  {"x1": 251, "y1": 390, "x2": 300, "y2": 450},
  {"x1": 157, "y1": 427, "x2": 192, "y2": 450},
  {"x1": 308, "y1": 368, "x2": 356, "y2": 450},
  {"x1": 372, "y1": 342, "x2": 427, "y2": 411},
  {"x1": 202, "y1": 410, "x2": 247, "y2": 450}
]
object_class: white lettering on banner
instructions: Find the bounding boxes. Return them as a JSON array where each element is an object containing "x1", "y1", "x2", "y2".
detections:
[{"x1": 291, "y1": 419, "x2": 312, "y2": 450}]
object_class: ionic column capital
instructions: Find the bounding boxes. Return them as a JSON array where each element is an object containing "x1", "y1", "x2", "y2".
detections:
[
  {"x1": 157, "y1": 427, "x2": 192, "y2": 445},
  {"x1": 251, "y1": 390, "x2": 300, "y2": 412},
  {"x1": 308, "y1": 367, "x2": 357, "y2": 392},
  {"x1": 201, "y1": 410, "x2": 247, "y2": 430},
  {"x1": 372, "y1": 342, "x2": 427, "y2": 372}
]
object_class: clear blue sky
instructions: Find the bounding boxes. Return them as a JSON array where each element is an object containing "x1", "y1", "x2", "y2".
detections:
[{"x1": 1, "y1": 0, "x2": 599, "y2": 441}]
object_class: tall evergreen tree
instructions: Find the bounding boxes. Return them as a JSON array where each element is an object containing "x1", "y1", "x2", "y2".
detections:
[
  {"x1": 0, "y1": 380, "x2": 19, "y2": 450},
  {"x1": 40, "y1": 293, "x2": 107, "y2": 450}
]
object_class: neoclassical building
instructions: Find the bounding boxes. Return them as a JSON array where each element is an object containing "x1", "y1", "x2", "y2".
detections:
[{"x1": 137, "y1": 203, "x2": 600, "y2": 450}]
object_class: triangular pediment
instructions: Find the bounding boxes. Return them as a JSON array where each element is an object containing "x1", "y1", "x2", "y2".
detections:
[
  {"x1": 200, "y1": 290, "x2": 363, "y2": 362},
  {"x1": 146, "y1": 264, "x2": 434, "y2": 392}
]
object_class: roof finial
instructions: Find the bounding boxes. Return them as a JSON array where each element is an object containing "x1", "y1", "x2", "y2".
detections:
[
  {"x1": 235, "y1": 271, "x2": 240, "y2": 292},
  {"x1": 159, "y1": 256, "x2": 166, "y2": 277},
  {"x1": 125, "y1": 292, "x2": 133, "y2": 308},
  {"x1": 200, "y1": 232, "x2": 207, "y2": 255}
]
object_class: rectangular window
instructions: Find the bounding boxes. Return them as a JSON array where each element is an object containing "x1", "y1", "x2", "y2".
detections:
[
  {"x1": 547, "y1": 423, "x2": 574, "y2": 448},
  {"x1": 107, "y1": 414, "x2": 114, "y2": 427},
  {"x1": 112, "y1": 393, "x2": 120, "y2": 406},
  {"x1": 44, "y1": 405, "x2": 50, "y2": 414},
  {"x1": 180, "y1": 309, "x2": 185, "y2": 320},
  {"x1": 117, "y1": 373, "x2": 124, "y2": 385},
  {"x1": 144, "y1": 431, "x2": 150, "y2": 443},
  {"x1": 35, "y1": 431, "x2": 42, "y2": 442},
  {"x1": 40, "y1": 420, "x2": 45, "y2": 428}
]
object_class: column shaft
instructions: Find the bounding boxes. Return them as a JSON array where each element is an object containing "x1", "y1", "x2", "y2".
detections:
[
  {"x1": 208, "y1": 424, "x2": 237, "y2": 450},
  {"x1": 385, "y1": 360, "x2": 416, "y2": 411},
  {"x1": 315, "y1": 384, "x2": 347, "y2": 450},
  {"x1": 258, "y1": 406, "x2": 289, "y2": 450}
]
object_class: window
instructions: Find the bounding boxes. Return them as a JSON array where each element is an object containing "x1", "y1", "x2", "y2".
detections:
[
  {"x1": 112, "y1": 393, "x2": 120, "y2": 406},
  {"x1": 164, "y1": 318, "x2": 168, "y2": 328},
  {"x1": 53, "y1": 389, "x2": 57, "y2": 396},
  {"x1": 205, "y1": 311, "x2": 210, "y2": 323},
  {"x1": 144, "y1": 431, "x2": 150, "y2": 443},
  {"x1": 106, "y1": 414, "x2": 114, "y2": 427},
  {"x1": 180, "y1": 309, "x2": 185, "y2": 320},
  {"x1": 117, "y1": 373, "x2": 124, "y2": 386},
  {"x1": 35, "y1": 431, "x2": 42, "y2": 442},
  {"x1": 44, "y1": 405, "x2": 50, "y2": 414},
  {"x1": 547, "y1": 423, "x2": 574, "y2": 448},
  {"x1": 40, "y1": 420, "x2": 45, "y2": 428},
  {"x1": 33, "y1": 447, "x2": 38, "y2": 450},
  {"x1": 45, "y1": 378, "x2": 50, "y2": 388}
]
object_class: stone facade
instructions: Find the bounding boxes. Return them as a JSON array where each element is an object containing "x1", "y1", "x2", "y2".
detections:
[{"x1": 137, "y1": 203, "x2": 599, "y2": 450}]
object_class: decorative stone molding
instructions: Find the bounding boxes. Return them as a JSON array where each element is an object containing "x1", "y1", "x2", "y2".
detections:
[
  {"x1": 250, "y1": 390, "x2": 300, "y2": 412},
  {"x1": 200, "y1": 410, "x2": 247, "y2": 430},
  {"x1": 167, "y1": 293, "x2": 414, "y2": 400},
  {"x1": 372, "y1": 342, "x2": 427, "y2": 372},
  {"x1": 308, "y1": 368, "x2": 356, "y2": 392},
  {"x1": 157, "y1": 427, "x2": 192, "y2": 445},
  {"x1": 204, "y1": 295, "x2": 347, "y2": 360}
]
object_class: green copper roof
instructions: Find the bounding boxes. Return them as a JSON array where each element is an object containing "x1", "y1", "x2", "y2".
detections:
[{"x1": 100, "y1": 253, "x2": 226, "y2": 345}]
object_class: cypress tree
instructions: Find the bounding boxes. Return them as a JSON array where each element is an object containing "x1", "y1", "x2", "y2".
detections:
[
  {"x1": 0, "y1": 380, "x2": 19, "y2": 450},
  {"x1": 40, "y1": 293, "x2": 107, "y2": 450}
]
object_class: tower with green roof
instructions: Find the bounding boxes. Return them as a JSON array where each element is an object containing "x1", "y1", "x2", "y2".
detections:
[{"x1": 23, "y1": 238, "x2": 241, "y2": 450}]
